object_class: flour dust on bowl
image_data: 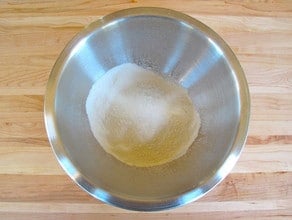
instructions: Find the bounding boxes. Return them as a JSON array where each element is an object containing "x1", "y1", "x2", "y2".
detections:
[{"x1": 44, "y1": 7, "x2": 250, "y2": 211}]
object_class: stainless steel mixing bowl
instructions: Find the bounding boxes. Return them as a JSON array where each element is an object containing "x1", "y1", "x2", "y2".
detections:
[{"x1": 44, "y1": 7, "x2": 250, "y2": 211}]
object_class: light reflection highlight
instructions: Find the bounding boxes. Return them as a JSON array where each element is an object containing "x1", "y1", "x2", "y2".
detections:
[
  {"x1": 163, "y1": 32, "x2": 189, "y2": 74},
  {"x1": 107, "y1": 23, "x2": 128, "y2": 65},
  {"x1": 176, "y1": 188, "x2": 203, "y2": 205},
  {"x1": 74, "y1": 40, "x2": 106, "y2": 82},
  {"x1": 217, "y1": 153, "x2": 238, "y2": 178},
  {"x1": 59, "y1": 156, "x2": 80, "y2": 179},
  {"x1": 179, "y1": 46, "x2": 221, "y2": 88},
  {"x1": 208, "y1": 37, "x2": 223, "y2": 56}
]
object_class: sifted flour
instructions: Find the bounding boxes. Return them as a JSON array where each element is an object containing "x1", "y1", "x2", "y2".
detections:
[{"x1": 86, "y1": 63, "x2": 200, "y2": 167}]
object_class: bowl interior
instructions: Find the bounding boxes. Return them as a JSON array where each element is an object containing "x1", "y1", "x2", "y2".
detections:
[{"x1": 46, "y1": 8, "x2": 249, "y2": 211}]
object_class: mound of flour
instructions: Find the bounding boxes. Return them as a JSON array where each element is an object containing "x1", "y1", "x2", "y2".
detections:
[{"x1": 86, "y1": 63, "x2": 200, "y2": 167}]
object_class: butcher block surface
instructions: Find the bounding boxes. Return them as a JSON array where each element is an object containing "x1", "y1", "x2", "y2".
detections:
[{"x1": 0, "y1": 1, "x2": 291, "y2": 219}]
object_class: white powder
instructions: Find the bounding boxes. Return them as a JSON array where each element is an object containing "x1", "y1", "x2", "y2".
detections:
[{"x1": 86, "y1": 63, "x2": 200, "y2": 167}]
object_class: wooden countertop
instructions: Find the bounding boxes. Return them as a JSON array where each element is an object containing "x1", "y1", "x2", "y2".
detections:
[{"x1": 0, "y1": 1, "x2": 291, "y2": 219}]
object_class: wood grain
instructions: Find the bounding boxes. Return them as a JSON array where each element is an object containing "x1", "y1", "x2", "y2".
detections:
[{"x1": 0, "y1": 0, "x2": 291, "y2": 219}]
